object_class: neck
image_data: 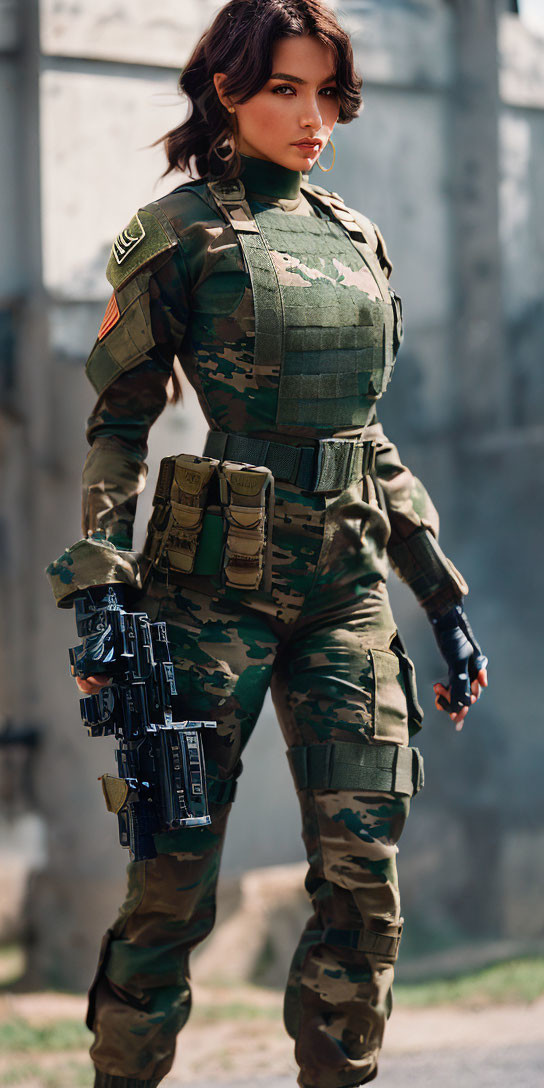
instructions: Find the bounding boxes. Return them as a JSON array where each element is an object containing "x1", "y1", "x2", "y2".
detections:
[{"x1": 238, "y1": 153, "x2": 302, "y2": 201}]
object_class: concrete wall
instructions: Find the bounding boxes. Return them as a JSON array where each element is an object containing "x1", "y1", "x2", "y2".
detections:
[{"x1": 1, "y1": 0, "x2": 543, "y2": 987}]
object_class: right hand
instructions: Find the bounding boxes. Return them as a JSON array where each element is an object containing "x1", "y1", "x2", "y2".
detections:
[
  {"x1": 430, "y1": 603, "x2": 488, "y2": 731},
  {"x1": 75, "y1": 674, "x2": 113, "y2": 695}
]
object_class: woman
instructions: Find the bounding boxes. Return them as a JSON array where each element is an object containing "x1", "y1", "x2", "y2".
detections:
[{"x1": 52, "y1": 1, "x2": 488, "y2": 1085}]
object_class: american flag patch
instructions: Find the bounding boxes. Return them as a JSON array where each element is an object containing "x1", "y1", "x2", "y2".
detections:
[{"x1": 98, "y1": 293, "x2": 121, "y2": 340}]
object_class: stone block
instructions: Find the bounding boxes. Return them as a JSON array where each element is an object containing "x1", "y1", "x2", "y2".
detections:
[
  {"x1": 345, "y1": 0, "x2": 454, "y2": 90},
  {"x1": 40, "y1": 0, "x2": 221, "y2": 67},
  {"x1": 0, "y1": 0, "x2": 18, "y2": 52},
  {"x1": 500, "y1": 828, "x2": 544, "y2": 939},
  {"x1": 40, "y1": 66, "x2": 186, "y2": 299},
  {"x1": 500, "y1": 108, "x2": 544, "y2": 423},
  {"x1": 500, "y1": 12, "x2": 544, "y2": 109},
  {"x1": 0, "y1": 59, "x2": 25, "y2": 297},
  {"x1": 500, "y1": 109, "x2": 544, "y2": 317}
]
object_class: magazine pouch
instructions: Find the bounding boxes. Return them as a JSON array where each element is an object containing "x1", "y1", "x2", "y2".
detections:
[{"x1": 219, "y1": 461, "x2": 274, "y2": 592}]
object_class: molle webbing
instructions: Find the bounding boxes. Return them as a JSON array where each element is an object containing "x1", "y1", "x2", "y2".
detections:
[
  {"x1": 206, "y1": 178, "x2": 395, "y2": 427},
  {"x1": 287, "y1": 741, "x2": 424, "y2": 797},
  {"x1": 203, "y1": 430, "x2": 377, "y2": 494},
  {"x1": 256, "y1": 209, "x2": 392, "y2": 425}
]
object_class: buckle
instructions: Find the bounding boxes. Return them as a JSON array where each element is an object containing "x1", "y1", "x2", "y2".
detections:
[
  {"x1": 311, "y1": 439, "x2": 377, "y2": 492},
  {"x1": 312, "y1": 439, "x2": 353, "y2": 493},
  {"x1": 360, "y1": 439, "x2": 377, "y2": 475},
  {"x1": 208, "y1": 178, "x2": 246, "y2": 204}
]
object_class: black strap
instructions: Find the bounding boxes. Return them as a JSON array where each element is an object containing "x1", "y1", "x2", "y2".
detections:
[
  {"x1": 323, "y1": 920, "x2": 404, "y2": 961},
  {"x1": 287, "y1": 741, "x2": 424, "y2": 797},
  {"x1": 203, "y1": 430, "x2": 377, "y2": 494},
  {"x1": 207, "y1": 776, "x2": 238, "y2": 805}
]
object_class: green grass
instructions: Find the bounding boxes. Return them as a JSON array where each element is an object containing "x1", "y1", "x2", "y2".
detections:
[
  {"x1": 0, "y1": 1059, "x2": 92, "y2": 1087},
  {"x1": 0, "y1": 1018, "x2": 92, "y2": 1052},
  {"x1": 395, "y1": 957, "x2": 544, "y2": 1007},
  {"x1": 193, "y1": 1000, "x2": 281, "y2": 1023}
]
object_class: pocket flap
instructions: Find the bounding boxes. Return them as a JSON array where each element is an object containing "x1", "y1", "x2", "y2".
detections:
[{"x1": 370, "y1": 648, "x2": 409, "y2": 746}]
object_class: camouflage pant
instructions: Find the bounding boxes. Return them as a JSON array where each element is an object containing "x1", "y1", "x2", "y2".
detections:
[{"x1": 87, "y1": 478, "x2": 423, "y2": 1088}]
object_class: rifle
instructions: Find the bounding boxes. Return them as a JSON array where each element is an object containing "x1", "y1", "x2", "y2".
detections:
[{"x1": 68, "y1": 584, "x2": 216, "y2": 861}]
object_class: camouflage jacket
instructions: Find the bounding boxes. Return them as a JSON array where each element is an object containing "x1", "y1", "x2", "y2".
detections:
[{"x1": 76, "y1": 154, "x2": 466, "y2": 615}]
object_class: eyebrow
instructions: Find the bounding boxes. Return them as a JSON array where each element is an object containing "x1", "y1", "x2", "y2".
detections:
[{"x1": 270, "y1": 72, "x2": 337, "y2": 85}]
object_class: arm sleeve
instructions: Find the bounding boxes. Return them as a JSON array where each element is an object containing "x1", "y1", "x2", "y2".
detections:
[
  {"x1": 366, "y1": 415, "x2": 469, "y2": 616},
  {"x1": 81, "y1": 245, "x2": 190, "y2": 550}
]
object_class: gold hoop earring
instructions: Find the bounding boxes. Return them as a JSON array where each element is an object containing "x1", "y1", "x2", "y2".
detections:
[
  {"x1": 227, "y1": 106, "x2": 236, "y2": 114},
  {"x1": 215, "y1": 137, "x2": 236, "y2": 162},
  {"x1": 317, "y1": 140, "x2": 336, "y2": 173}
]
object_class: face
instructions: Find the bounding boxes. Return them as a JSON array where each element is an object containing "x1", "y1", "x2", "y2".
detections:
[{"x1": 214, "y1": 34, "x2": 340, "y2": 172}]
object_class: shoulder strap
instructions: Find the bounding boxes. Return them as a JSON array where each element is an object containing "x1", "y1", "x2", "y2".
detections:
[
  {"x1": 205, "y1": 178, "x2": 284, "y2": 372},
  {"x1": 300, "y1": 182, "x2": 393, "y2": 279},
  {"x1": 206, "y1": 178, "x2": 260, "y2": 234}
]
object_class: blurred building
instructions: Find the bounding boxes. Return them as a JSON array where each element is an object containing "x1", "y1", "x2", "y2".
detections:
[{"x1": 0, "y1": 0, "x2": 543, "y2": 987}]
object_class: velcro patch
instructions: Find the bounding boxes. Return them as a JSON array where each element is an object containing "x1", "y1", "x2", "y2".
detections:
[
  {"x1": 98, "y1": 292, "x2": 120, "y2": 340},
  {"x1": 106, "y1": 206, "x2": 178, "y2": 292},
  {"x1": 113, "y1": 213, "x2": 146, "y2": 264}
]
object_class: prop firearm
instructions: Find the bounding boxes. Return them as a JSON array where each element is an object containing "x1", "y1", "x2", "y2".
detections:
[{"x1": 68, "y1": 584, "x2": 216, "y2": 861}]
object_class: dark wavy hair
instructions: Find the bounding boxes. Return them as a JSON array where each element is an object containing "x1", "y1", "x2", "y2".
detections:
[{"x1": 159, "y1": 0, "x2": 363, "y2": 183}]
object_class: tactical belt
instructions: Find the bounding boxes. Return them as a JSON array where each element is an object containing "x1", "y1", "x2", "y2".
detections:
[
  {"x1": 287, "y1": 740, "x2": 424, "y2": 797},
  {"x1": 203, "y1": 430, "x2": 377, "y2": 494}
]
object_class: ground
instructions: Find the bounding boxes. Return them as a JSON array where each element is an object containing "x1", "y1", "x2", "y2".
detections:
[{"x1": 0, "y1": 955, "x2": 543, "y2": 1087}]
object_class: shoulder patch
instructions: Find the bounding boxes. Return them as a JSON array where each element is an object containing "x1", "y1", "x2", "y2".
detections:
[
  {"x1": 106, "y1": 206, "x2": 178, "y2": 291},
  {"x1": 112, "y1": 213, "x2": 146, "y2": 265}
]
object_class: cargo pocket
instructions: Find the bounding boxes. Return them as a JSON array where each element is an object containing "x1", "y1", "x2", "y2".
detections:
[
  {"x1": 369, "y1": 648, "x2": 410, "y2": 746},
  {"x1": 390, "y1": 630, "x2": 424, "y2": 736},
  {"x1": 86, "y1": 927, "x2": 115, "y2": 1031}
]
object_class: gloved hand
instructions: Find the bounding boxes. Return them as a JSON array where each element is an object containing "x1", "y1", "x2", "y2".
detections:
[
  {"x1": 73, "y1": 583, "x2": 123, "y2": 696},
  {"x1": 430, "y1": 603, "x2": 488, "y2": 731}
]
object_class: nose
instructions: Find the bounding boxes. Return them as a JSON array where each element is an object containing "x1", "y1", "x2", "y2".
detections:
[{"x1": 300, "y1": 91, "x2": 323, "y2": 131}]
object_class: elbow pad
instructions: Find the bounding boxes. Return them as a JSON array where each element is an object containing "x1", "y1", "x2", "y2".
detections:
[{"x1": 387, "y1": 526, "x2": 469, "y2": 617}]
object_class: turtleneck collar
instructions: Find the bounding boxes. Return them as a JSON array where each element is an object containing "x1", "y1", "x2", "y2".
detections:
[{"x1": 239, "y1": 153, "x2": 302, "y2": 201}]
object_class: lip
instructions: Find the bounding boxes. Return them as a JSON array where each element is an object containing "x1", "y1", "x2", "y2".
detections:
[{"x1": 292, "y1": 139, "x2": 323, "y2": 152}]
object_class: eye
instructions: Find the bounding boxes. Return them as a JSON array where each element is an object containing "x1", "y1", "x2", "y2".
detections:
[
  {"x1": 320, "y1": 86, "x2": 338, "y2": 98},
  {"x1": 272, "y1": 84, "x2": 296, "y2": 95}
]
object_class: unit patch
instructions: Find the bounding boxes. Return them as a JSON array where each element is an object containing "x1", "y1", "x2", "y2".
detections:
[
  {"x1": 98, "y1": 292, "x2": 121, "y2": 340},
  {"x1": 112, "y1": 214, "x2": 146, "y2": 265}
]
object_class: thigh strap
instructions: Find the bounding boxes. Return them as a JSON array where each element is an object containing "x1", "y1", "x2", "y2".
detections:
[
  {"x1": 207, "y1": 776, "x2": 239, "y2": 805},
  {"x1": 287, "y1": 741, "x2": 424, "y2": 796},
  {"x1": 323, "y1": 919, "x2": 404, "y2": 962}
]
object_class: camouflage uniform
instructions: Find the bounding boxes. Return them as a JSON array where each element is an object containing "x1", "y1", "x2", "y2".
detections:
[{"x1": 51, "y1": 155, "x2": 468, "y2": 1088}]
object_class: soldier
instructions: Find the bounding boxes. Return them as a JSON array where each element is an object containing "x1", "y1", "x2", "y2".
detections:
[{"x1": 47, "y1": 2, "x2": 488, "y2": 1086}]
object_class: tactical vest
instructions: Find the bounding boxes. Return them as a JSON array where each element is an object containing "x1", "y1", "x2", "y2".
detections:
[{"x1": 197, "y1": 177, "x2": 402, "y2": 430}]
